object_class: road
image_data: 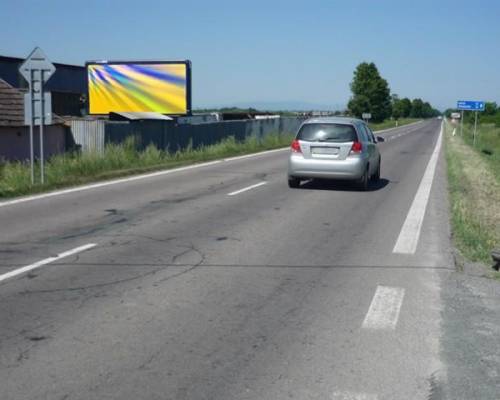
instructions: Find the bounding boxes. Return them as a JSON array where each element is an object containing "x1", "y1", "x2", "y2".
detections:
[{"x1": 0, "y1": 119, "x2": 498, "y2": 399}]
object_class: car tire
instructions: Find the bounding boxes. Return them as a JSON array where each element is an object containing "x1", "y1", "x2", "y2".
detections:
[
  {"x1": 358, "y1": 167, "x2": 369, "y2": 191},
  {"x1": 288, "y1": 177, "x2": 301, "y2": 188},
  {"x1": 372, "y1": 158, "x2": 381, "y2": 182}
]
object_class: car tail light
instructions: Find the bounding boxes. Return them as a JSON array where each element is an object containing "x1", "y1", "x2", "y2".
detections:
[
  {"x1": 291, "y1": 139, "x2": 302, "y2": 153},
  {"x1": 349, "y1": 141, "x2": 362, "y2": 154}
]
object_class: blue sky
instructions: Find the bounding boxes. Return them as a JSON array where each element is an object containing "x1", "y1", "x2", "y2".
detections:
[{"x1": 2, "y1": 0, "x2": 499, "y2": 110}]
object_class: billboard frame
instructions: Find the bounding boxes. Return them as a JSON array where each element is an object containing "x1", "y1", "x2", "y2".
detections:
[{"x1": 85, "y1": 59, "x2": 192, "y2": 116}]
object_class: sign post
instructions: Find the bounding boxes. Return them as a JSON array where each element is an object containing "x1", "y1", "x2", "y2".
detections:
[
  {"x1": 19, "y1": 47, "x2": 55, "y2": 184},
  {"x1": 456, "y1": 100, "x2": 485, "y2": 145},
  {"x1": 460, "y1": 110, "x2": 464, "y2": 136},
  {"x1": 473, "y1": 111, "x2": 479, "y2": 146},
  {"x1": 362, "y1": 113, "x2": 371, "y2": 124}
]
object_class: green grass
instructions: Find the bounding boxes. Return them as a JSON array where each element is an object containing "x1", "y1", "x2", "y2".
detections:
[
  {"x1": 369, "y1": 118, "x2": 420, "y2": 131},
  {"x1": 444, "y1": 119, "x2": 500, "y2": 265},
  {"x1": 457, "y1": 122, "x2": 500, "y2": 184},
  {"x1": 0, "y1": 133, "x2": 295, "y2": 199}
]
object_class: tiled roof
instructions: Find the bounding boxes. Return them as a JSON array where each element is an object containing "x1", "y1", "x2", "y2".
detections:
[{"x1": 0, "y1": 78, "x2": 24, "y2": 126}]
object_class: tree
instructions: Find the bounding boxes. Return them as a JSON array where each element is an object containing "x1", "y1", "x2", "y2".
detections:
[
  {"x1": 392, "y1": 95, "x2": 404, "y2": 120},
  {"x1": 347, "y1": 95, "x2": 370, "y2": 120},
  {"x1": 484, "y1": 102, "x2": 497, "y2": 115},
  {"x1": 347, "y1": 62, "x2": 392, "y2": 122},
  {"x1": 400, "y1": 98, "x2": 412, "y2": 118},
  {"x1": 410, "y1": 98, "x2": 425, "y2": 118},
  {"x1": 422, "y1": 102, "x2": 433, "y2": 118}
]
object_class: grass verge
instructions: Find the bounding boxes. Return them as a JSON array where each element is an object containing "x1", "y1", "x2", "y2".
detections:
[
  {"x1": 0, "y1": 133, "x2": 294, "y2": 199},
  {"x1": 369, "y1": 118, "x2": 420, "y2": 131},
  {"x1": 444, "y1": 119, "x2": 500, "y2": 266},
  {"x1": 456, "y1": 121, "x2": 500, "y2": 184}
]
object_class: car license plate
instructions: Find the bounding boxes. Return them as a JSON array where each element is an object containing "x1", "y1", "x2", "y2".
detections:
[{"x1": 311, "y1": 147, "x2": 339, "y2": 155}]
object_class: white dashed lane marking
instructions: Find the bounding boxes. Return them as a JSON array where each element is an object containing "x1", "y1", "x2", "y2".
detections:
[
  {"x1": 362, "y1": 286, "x2": 405, "y2": 330},
  {"x1": 227, "y1": 181, "x2": 267, "y2": 196},
  {"x1": 0, "y1": 148, "x2": 287, "y2": 208},
  {"x1": 0, "y1": 243, "x2": 97, "y2": 284}
]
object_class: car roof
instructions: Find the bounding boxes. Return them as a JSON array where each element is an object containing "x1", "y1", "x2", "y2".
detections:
[{"x1": 302, "y1": 117, "x2": 364, "y2": 125}]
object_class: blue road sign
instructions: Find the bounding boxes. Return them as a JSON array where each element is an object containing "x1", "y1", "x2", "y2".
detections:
[{"x1": 457, "y1": 100, "x2": 485, "y2": 111}]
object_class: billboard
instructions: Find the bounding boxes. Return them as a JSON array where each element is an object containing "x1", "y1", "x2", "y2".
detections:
[{"x1": 87, "y1": 61, "x2": 191, "y2": 115}]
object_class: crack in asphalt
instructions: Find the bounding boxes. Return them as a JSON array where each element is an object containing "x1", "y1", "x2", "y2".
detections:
[
  {"x1": 17, "y1": 267, "x2": 167, "y2": 294},
  {"x1": 3, "y1": 263, "x2": 456, "y2": 270},
  {"x1": 104, "y1": 233, "x2": 177, "y2": 243},
  {"x1": 427, "y1": 370, "x2": 445, "y2": 400},
  {"x1": 15, "y1": 244, "x2": 207, "y2": 294},
  {"x1": 153, "y1": 243, "x2": 206, "y2": 285}
]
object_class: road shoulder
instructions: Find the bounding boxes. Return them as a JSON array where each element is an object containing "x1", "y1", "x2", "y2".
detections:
[{"x1": 439, "y1": 265, "x2": 500, "y2": 399}]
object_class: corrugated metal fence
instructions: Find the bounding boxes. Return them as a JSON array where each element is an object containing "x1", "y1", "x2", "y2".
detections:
[
  {"x1": 69, "y1": 117, "x2": 304, "y2": 154},
  {"x1": 69, "y1": 120, "x2": 105, "y2": 152}
]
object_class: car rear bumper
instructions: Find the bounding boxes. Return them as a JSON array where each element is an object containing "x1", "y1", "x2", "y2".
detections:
[{"x1": 288, "y1": 154, "x2": 367, "y2": 180}]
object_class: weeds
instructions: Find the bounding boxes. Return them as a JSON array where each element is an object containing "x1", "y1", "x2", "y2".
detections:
[
  {"x1": 0, "y1": 133, "x2": 294, "y2": 199},
  {"x1": 444, "y1": 119, "x2": 500, "y2": 264}
]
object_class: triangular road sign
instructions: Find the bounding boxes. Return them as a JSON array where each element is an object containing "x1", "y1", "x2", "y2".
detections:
[{"x1": 19, "y1": 47, "x2": 56, "y2": 84}]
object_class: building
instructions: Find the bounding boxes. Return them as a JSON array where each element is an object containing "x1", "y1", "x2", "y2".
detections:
[
  {"x1": 0, "y1": 54, "x2": 87, "y2": 116},
  {"x1": 0, "y1": 78, "x2": 66, "y2": 161}
]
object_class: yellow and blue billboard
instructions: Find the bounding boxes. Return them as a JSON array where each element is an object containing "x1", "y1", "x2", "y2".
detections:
[{"x1": 87, "y1": 61, "x2": 191, "y2": 115}]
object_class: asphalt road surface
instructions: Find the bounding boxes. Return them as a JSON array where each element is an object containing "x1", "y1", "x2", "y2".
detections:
[{"x1": 1, "y1": 119, "x2": 499, "y2": 399}]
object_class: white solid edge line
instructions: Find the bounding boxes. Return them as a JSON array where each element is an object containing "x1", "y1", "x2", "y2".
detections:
[
  {"x1": 223, "y1": 147, "x2": 288, "y2": 161},
  {"x1": 0, "y1": 243, "x2": 97, "y2": 284},
  {"x1": 0, "y1": 147, "x2": 290, "y2": 209},
  {"x1": 362, "y1": 285, "x2": 405, "y2": 330},
  {"x1": 228, "y1": 181, "x2": 267, "y2": 196},
  {"x1": 373, "y1": 119, "x2": 423, "y2": 134},
  {"x1": 392, "y1": 121, "x2": 443, "y2": 254},
  {"x1": 0, "y1": 160, "x2": 220, "y2": 208},
  {"x1": 0, "y1": 120, "x2": 426, "y2": 209},
  {"x1": 332, "y1": 391, "x2": 378, "y2": 400}
]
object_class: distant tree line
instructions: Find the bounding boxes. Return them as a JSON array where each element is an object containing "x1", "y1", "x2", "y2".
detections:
[
  {"x1": 193, "y1": 107, "x2": 297, "y2": 116},
  {"x1": 347, "y1": 62, "x2": 440, "y2": 122},
  {"x1": 444, "y1": 102, "x2": 500, "y2": 127},
  {"x1": 392, "y1": 95, "x2": 440, "y2": 119}
]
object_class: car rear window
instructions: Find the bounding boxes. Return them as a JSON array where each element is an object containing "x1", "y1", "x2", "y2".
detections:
[{"x1": 297, "y1": 123, "x2": 358, "y2": 142}]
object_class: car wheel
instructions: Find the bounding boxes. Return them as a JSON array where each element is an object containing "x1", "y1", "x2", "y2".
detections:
[
  {"x1": 358, "y1": 167, "x2": 369, "y2": 191},
  {"x1": 288, "y1": 177, "x2": 301, "y2": 188},
  {"x1": 373, "y1": 158, "x2": 381, "y2": 182}
]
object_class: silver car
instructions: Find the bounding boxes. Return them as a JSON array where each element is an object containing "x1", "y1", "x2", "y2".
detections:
[{"x1": 287, "y1": 117, "x2": 382, "y2": 190}]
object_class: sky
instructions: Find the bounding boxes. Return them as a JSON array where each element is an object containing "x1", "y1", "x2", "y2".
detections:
[{"x1": 2, "y1": 0, "x2": 500, "y2": 110}]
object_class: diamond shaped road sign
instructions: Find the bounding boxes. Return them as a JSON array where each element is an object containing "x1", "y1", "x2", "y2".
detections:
[{"x1": 19, "y1": 47, "x2": 56, "y2": 85}]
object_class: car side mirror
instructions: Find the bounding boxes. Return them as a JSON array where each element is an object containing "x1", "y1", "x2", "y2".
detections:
[{"x1": 376, "y1": 136, "x2": 385, "y2": 143}]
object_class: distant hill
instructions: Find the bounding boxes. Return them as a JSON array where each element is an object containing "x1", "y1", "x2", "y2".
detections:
[{"x1": 198, "y1": 101, "x2": 346, "y2": 112}]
